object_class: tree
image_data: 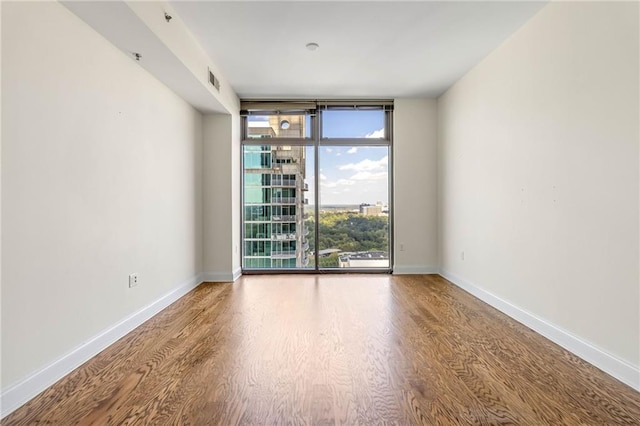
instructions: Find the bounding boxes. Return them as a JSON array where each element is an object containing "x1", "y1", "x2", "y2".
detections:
[{"x1": 305, "y1": 211, "x2": 389, "y2": 254}]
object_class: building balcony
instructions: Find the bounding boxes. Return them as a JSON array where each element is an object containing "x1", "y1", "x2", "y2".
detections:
[
  {"x1": 303, "y1": 183, "x2": 309, "y2": 191},
  {"x1": 271, "y1": 233, "x2": 296, "y2": 241},
  {"x1": 244, "y1": 235, "x2": 269, "y2": 240},
  {"x1": 271, "y1": 180, "x2": 296, "y2": 187},
  {"x1": 271, "y1": 215, "x2": 296, "y2": 222},
  {"x1": 280, "y1": 164, "x2": 300, "y2": 174},
  {"x1": 271, "y1": 252, "x2": 297, "y2": 259},
  {"x1": 272, "y1": 197, "x2": 297, "y2": 204}
]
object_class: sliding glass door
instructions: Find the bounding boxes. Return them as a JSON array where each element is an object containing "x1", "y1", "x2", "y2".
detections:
[{"x1": 241, "y1": 101, "x2": 392, "y2": 272}]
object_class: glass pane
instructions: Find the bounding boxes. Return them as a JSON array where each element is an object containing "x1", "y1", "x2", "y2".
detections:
[
  {"x1": 316, "y1": 146, "x2": 390, "y2": 269},
  {"x1": 321, "y1": 110, "x2": 386, "y2": 139},
  {"x1": 243, "y1": 145, "x2": 314, "y2": 269},
  {"x1": 247, "y1": 114, "x2": 312, "y2": 139}
]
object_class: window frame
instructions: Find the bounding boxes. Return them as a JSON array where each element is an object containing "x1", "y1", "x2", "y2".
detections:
[{"x1": 240, "y1": 99, "x2": 394, "y2": 273}]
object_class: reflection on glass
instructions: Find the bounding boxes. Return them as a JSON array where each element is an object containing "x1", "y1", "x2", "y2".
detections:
[
  {"x1": 243, "y1": 144, "x2": 313, "y2": 269},
  {"x1": 321, "y1": 110, "x2": 386, "y2": 138},
  {"x1": 247, "y1": 114, "x2": 311, "y2": 139},
  {"x1": 314, "y1": 146, "x2": 390, "y2": 269}
]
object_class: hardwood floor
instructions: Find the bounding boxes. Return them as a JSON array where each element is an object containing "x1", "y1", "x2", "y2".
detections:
[{"x1": 3, "y1": 274, "x2": 639, "y2": 425}]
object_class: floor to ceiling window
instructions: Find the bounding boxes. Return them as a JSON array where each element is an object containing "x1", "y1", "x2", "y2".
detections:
[{"x1": 241, "y1": 100, "x2": 393, "y2": 272}]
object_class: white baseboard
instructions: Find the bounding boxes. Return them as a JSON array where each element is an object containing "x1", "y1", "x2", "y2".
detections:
[
  {"x1": 439, "y1": 269, "x2": 640, "y2": 391},
  {"x1": 393, "y1": 265, "x2": 439, "y2": 274},
  {"x1": 0, "y1": 274, "x2": 203, "y2": 419},
  {"x1": 202, "y1": 268, "x2": 241, "y2": 282},
  {"x1": 232, "y1": 267, "x2": 242, "y2": 281}
]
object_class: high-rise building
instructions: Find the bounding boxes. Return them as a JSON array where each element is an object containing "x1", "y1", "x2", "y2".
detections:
[
  {"x1": 243, "y1": 115, "x2": 310, "y2": 268},
  {"x1": 359, "y1": 203, "x2": 383, "y2": 216}
]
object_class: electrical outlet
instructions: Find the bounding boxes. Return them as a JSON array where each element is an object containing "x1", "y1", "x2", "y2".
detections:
[
  {"x1": 461, "y1": 251, "x2": 465, "y2": 261},
  {"x1": 399, "y1": 243, "x2": 405, "y2": 251},
  {"x1": 129, "y1": 273, "x2": 139, "y2": 288}
]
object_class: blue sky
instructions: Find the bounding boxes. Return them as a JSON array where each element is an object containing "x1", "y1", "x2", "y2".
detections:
[
  {"x1": 248, "y1": 110, "x2": 389, "y2": 205},
  {"x1": 316, "y1": 110, "x2": 388, "y2": 205},
  {"x1": 314, "y1": 111, "x2": 387, "y2": 205},
  {"x1": 321, "y1": 110, "x2": 385, "y2": 138},
  {"x1": 307, "y1": 145, "x2": 389, "y2": 206}
]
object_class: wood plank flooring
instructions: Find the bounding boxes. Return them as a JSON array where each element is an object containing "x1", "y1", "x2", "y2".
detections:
[{"x1": 3, "y1": 274, "x2": 639, "y2": 424}]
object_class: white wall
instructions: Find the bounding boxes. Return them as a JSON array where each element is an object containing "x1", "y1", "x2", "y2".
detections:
[
  {"x1": 202, "y1": 113, "x2": 241, "y2": 280},
  {"x1": 394, "y1": 99, "x2": 439, "y2": 273},
  {"x1": 125, "y1": 1, "x2": 239, "y2": 114},
  {"x1": 438, "y1": 1, "x2": 639, "y2": 386},
  {"x1": 0, "y1": 0, "x2": 4, "y2": 394},
  {"x1": 1, "y1": 0, "x2": 203, "y2": 392},
  {"x1": 230, "y1": 114, "x2": 241, "y2": 274}
]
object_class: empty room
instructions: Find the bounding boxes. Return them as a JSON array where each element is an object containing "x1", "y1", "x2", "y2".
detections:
[{"x1": 1, "y1": 0, "x2": 639, "y2": 424}]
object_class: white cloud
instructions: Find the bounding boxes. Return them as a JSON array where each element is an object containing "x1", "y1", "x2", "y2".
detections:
[
  {"x1": 322, "y1": 178, "x2": 355, "y2": 188},
  {"x1": 320, "y1": 173, "x2": 327, "y2": 181},
  {"x1": 347, "y1": 147, "x2": 358, "y2": 154},
  {"x1": 350, "y1": 171, "x2": 387, "y2": 181},
  {"x1": 326, "y1": 148, "x2": 333, "y2": 153},
  {"x1": 365, "y1": 128, "x2": 385, "y2": 138},
  {"x1": 338, "y1": 155, "x2": 388, "y2": 172},
  {"x1": 336, "y1": 152, "x2": 341, "y2": 156}
]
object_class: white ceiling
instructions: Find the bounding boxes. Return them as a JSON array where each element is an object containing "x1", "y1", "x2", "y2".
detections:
[{"x1": 170, "y1": 1, "x2": 547, "y2": 99}]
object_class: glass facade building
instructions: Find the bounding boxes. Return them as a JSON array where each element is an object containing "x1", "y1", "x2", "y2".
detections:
[{"x1": 243, "y1": 116, "x2": 310, "y2": 269}]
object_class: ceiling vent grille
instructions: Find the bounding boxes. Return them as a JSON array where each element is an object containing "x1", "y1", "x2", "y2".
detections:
[{"x1": 208, "y1": 69, "x2": 220, "y2": 92}]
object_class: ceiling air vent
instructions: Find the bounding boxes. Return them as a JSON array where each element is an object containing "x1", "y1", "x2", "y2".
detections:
[{"x1": 208, "y1": 69, "x2": 220, "y2": 92}]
